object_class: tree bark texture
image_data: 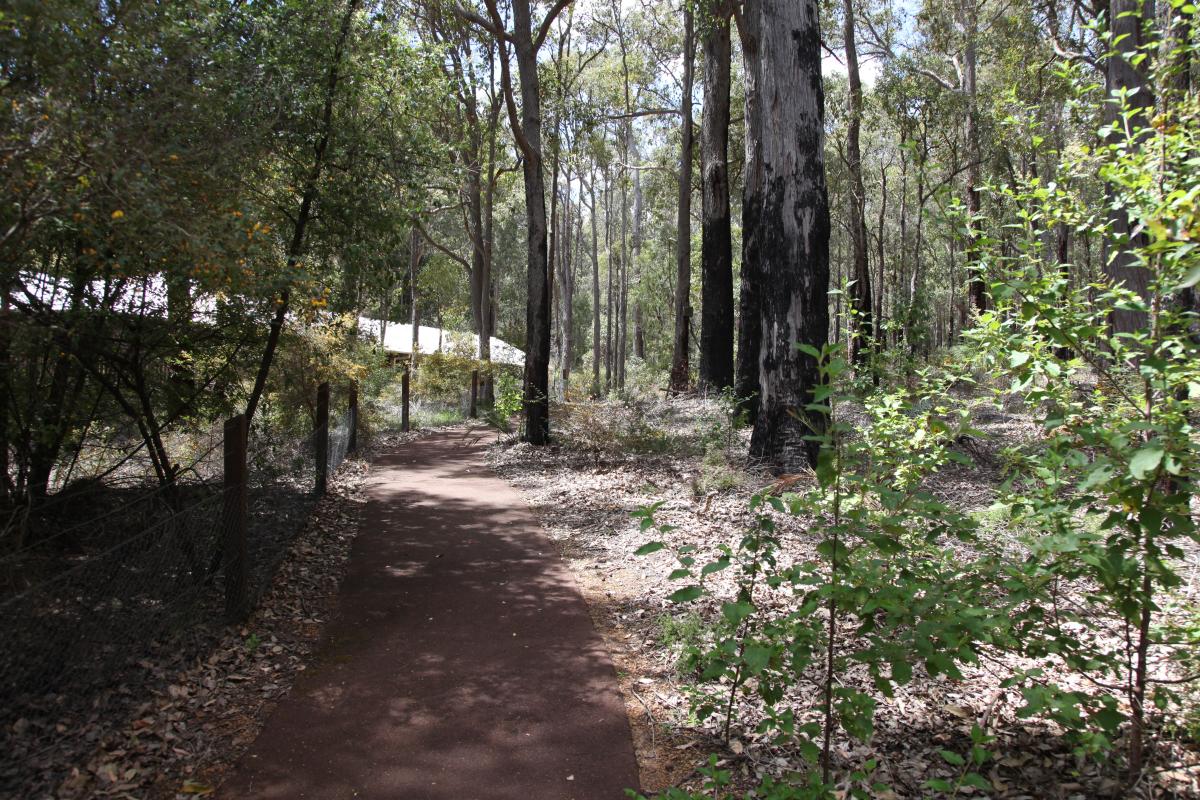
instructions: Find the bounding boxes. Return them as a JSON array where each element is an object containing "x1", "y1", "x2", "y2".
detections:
[
  {"x1": 734, "y1": 1, "x2": 763, "y2": 422},
  {"x1": 699, "y1": 3, "x2": 734, "y2": 393},
  {"x1": 745, "y1": 0, "x2": 831, "y2": 473},
  {"x1": 510, "y1": 0, "x2": 552, "y2": 444},
  {"x1": 843, "y1": 0, "x2": 874, "y2": 365},
  {"x1": 669, "y1": 7, "x2": 696, "y2": 394}
]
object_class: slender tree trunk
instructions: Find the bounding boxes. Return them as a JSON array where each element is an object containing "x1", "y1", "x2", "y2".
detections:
[
  {"x1": 963, "y1": 0, "x2": 986, "y2": 318},
  {"x1": 409, "y1": 226, "x2": 424, "y2": 368},
  {"x1": 746, "y1": 0, "x2": 830, "y2": 473},
  {"x1": 605, "y1": 166, "x2": 614, "y2": 392},
  {"x1": 590, "y1": 174, "x2": 602, "y2": 397},
  {"x1": 619, "y1": 138, "x2": 630, "y2": 388},
  {"x1": 496, "y1": 0, "x2": 555, "y2": 444},
  {"x1": 669, "y1": 7, "x2": 696, "y2": 394},
  {"x1": 632, "y1": 142, "x2": 646, "y2": 361},
  {"x1": 843, "y1": 0, "x2": 874, "y2": 366},
  {"x1": 877, "y1": 162, "x2": 888, "y2": 340},
  {"x1": 734, "y1": 1, "x2": 763, "y2": 422},
  {"x1": 699, "y1": 2, "x2": 734, "y2": 392},
  {"x1": 561, "y1": 173, "x2": 575, "y2": 396},
  {"x1": 245, "y1": 0, "x2": 359, "y2": 425}
]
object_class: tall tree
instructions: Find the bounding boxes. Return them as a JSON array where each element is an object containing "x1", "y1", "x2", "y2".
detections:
[
  {"x1": 698, "y1": 0, "x2": 735, "y2": 392},
  {"x1": 669, "y1": 5, "x2": 696, "y2": 393},
  {"x1": 734, "y1": 0, "x2": 764, "y2": 422},
  {"x1": 745, "y1": 0, "x2": 831, "y2": 472},
  {"x1": 460, "y1": 0, "x2": 574, "y2": 444},
  {"x1": 843, "y1": 0, "x2": 875, "y2": 366}
]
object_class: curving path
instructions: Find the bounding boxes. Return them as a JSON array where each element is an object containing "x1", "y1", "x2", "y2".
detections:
[{"x1": 220, "y1": 426, "x2": 640, "y2": 799}]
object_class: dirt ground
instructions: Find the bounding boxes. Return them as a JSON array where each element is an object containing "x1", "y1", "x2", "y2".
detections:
[{"x1": 488, "y1": 396, "x2": 1200, "y2": 799}]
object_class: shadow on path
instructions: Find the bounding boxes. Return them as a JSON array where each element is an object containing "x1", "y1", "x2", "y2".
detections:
[{"x1": 220, "y1": 427, "x2": 640, "y2": 799}]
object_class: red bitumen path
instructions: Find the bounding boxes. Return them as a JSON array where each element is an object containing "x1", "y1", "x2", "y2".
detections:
[{"x1": 220, "y1": 426, "x2": 640, "y2": 799}]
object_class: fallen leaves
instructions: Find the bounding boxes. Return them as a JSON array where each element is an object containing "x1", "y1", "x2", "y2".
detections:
[
  {"x1": 1, "y1": 456, "x2": 371, "y2": 799},
  {"x1": 488, "y1": 397, "x2": 1200, "y2": 799}
]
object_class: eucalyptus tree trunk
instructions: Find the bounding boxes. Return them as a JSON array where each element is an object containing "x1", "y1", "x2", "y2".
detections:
[
  {"x1": 669, "y1": 7, "x2": 696, "y2": 394},
  {"x1": 699, "y1": 2, "x2": 734, "y2": 393},
  {"x1": 632, "y1": 142, "x2": 645, "y2": 361},
  {"x1": 591, "y1": 174, "x2": 601, "y2": 397},
  {"x1": 560, "y1": 176, "x2": 575, "y2": 396},
  {"x1": 508, "y1": 0, "x2": 553, "y2": 443},
  {"x1": 746, "y1": 0, "x2": 830, "y2": 473},
  {"x1": 1103, "y1": 0, "x2": 1155, "y2": 335},
  {"x1": 734, "y1": 0, "x2": 763, "y2": 422},
  {"x1": 962, "y1": 0, "x2": 986, "y2": 318},
  {"x1": 619, "y1": 130, "x2": 631, "y2": 388},
  {"x1": 843, "y1": 0, "x2": 874, "y2": 366},
  {"x1": 604, "y1": 166, "x2": 614, "y2": 392}
]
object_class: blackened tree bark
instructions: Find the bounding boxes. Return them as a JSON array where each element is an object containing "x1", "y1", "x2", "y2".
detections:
[
  {"x1": 669, "y1": 6, "x2": 696, "y2": 394},
  {"x1": 699, "y1": 0, "x2": 734, "y2": 393},
  {"x1": 746, "y1": 0, "x2": 830, "y2": 473},
  {"x1": 510, "y1": 2, "x2": 553, "y2": 442},
  {"x1": 734, "y1": 1, "x2": 763, "y2": 422},
  {"x1": 843, "y1": 0, "x2": 874, "y2": 366}
]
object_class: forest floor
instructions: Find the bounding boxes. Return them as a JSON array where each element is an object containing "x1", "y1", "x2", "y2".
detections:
[{"x1": 488, "y1": 395, "x2": 1200, "y2": 799}]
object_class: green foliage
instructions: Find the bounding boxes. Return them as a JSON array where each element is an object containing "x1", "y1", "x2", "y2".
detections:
[
  {"x1": 966, "y1": 73, "x2": 1200, "y2": 768},
  {"x1": 636, "y1": 346, "x2": 1001, "y2": 791},
  {"x1": 411, "y1": 352, "x2": 478, "y2": 407}
]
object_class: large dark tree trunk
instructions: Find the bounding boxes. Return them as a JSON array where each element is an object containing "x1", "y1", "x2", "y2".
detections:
[
  {"x1": 699, "y1": 2, "x2": 734, "y2": 393},
  {"x1": 746, "y1": 0, "x2": 830, "y2": 473},
  {"x1": 843, "y1": 0, "x2": 874, "y2": 366},
  {"x1": 669, "y1": 7, "x2": 696, "y2": 394},
  {"x1": 734, "y1": 1, "x2": 763, "y2": 422}
]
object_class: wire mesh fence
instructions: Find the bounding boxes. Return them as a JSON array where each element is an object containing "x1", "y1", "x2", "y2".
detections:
[
  {"x1": 0, "y1": 491, "x2": 226, "y2": 699},
  {"x1": 0, "y1": 382, "x2": 358, "y2": 720}
]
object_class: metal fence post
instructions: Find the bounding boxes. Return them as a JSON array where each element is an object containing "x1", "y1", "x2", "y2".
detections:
[
  {"x1": 469, "y1": 369, "x2": 479, "y2": 418},
  {"x1": 315, "y1": 382, "x2": 330, "y2": 495},
  {"x1": 223, "y1": 414, "x2": 249, "y2": 622},
  {"x1": 401, "y1": 367, "x2": 410, "y2": 432},
  {"x1": 348, "y1": 385, "x2": 358, "y2": 454}
]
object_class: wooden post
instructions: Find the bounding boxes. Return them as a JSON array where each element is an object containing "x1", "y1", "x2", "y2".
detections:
[
  {"x1": 315, "y1": 382, "x2": 330, "y2": 495},
  {"x1": 347, "y1": 385, "x2": 358, "y2": 453},
  {"x1": 401, "y1": 367, "x2": 410, "y2": 432},
  {"x1": 222, "y1": 414, "x2": 248, "y2": 622},
  {"x1": 469, "y1": 369, "x2": 479, "y2": 418}
]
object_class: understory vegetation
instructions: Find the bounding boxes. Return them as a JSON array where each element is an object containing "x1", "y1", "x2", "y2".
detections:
[{"x1": 3, "y1": 0, "x2": 1199, "y2": 795}]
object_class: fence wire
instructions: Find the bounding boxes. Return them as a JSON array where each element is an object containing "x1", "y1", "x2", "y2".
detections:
[
  {"x1": 0, "y1": 403, "x2": 357, "y2": 725},
  {"x1": 0, "y1": 490, "x2": 225, "y2": 699}
]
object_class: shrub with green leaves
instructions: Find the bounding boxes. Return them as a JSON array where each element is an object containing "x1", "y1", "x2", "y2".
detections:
[
  {"x1": 967, "y1": 62, "x2": 1200, "y2": 773},
  {"x1": 636, "y1": 348, "x2": 1003, "y2": 796}
]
